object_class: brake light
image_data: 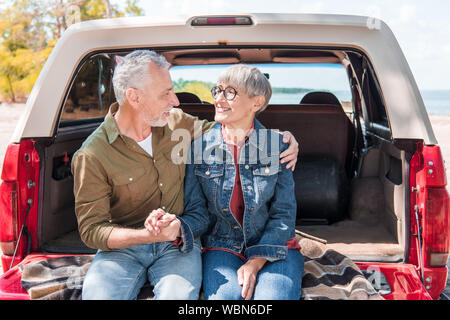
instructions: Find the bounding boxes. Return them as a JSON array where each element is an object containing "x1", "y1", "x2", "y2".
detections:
[
  {"x1": 191, "y1": 16, "x2": 253, "y2": 26},
  {"x1": 0, "y1": 181, "x2": 18, "y2": 255},
  {"x1": 424, "y1": 188, "x2": 449, "y2": 267},
  {"x1": 0, "y1": 143, "x2": 21, "y2": 259}
]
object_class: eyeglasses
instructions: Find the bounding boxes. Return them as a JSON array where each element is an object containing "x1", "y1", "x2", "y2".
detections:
[{"x1": 211, "y1": 86, "x2": 238, "y2": 101}]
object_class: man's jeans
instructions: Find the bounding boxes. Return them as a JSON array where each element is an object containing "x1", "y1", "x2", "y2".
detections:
[
  {"x1": 202, "y1": 249, "x2": 304, "y2": 300},
  {"x1": 82, "y1": 240, "x2": 202, "y2": 300}
]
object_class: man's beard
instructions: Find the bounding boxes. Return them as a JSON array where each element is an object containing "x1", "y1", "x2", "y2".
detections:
[
  {"x1": 143, "y1": 110, "x2": 170, "y2": 127},
  {"x1": 150, "y1": 118, "x2": 169, "y2": 127}
]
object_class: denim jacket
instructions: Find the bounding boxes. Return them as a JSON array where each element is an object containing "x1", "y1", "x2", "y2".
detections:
[{"x1": 178, "y1": 119, "x2": 297, "y2": 262}]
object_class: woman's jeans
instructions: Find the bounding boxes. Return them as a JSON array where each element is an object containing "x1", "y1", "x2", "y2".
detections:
[
  {"x1": 82, "y1": 240, "x2": 202, "y2": 300},
  {"x1": 202, "y1": 249, "x2": 304, "y2": 300}
]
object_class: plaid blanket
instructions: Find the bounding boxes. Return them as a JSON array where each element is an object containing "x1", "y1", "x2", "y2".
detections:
[
  {"x1": 20, "y1": 235, "x2": 382, "y2": 300},
  {"x1": 296, "y1": 234, "x2": 383, "y2": 300}
]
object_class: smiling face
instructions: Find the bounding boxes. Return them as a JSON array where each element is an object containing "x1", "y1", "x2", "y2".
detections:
[
  {"x1": 130, "y1": 62, "x2": 179, "y2": 127},
  {"x1": 213, "y1": 82, "x2": 265, "y2": 129}
]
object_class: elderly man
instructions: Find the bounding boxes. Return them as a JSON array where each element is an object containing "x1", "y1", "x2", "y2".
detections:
[{"x1": 71, "y1": 50, "x2": 299, "y2": 300}]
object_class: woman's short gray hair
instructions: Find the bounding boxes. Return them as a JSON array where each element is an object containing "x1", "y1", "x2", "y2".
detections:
[
  {"x1": 112, "y1": 50, "x2": 170, "y2": 105},
  {"x1": 217, "y1": 64, "x2": 272, "y2": 113}
]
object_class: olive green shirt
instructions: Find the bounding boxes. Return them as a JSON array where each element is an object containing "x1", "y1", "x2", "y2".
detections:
[{"x1": 71, "y1": 103, "x2": 214, "y2": 251}]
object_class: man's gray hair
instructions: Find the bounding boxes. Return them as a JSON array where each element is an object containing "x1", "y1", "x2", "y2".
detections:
[
  {"x1": 217, "y1": 64, "x2": 272, "y2": 113},
  {"x1": 112, "y1": 50, "x2": 170, "y2": 105}
]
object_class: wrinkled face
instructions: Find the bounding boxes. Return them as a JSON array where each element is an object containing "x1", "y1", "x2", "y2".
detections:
[
  {"x1": 137, "y1": 63, "x2": 179, "y2": 127},
  {"x1": 213, "y1": 82, "x2": 261, "y2": 128}
]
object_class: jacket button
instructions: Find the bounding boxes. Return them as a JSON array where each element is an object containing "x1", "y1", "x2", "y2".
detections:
[
  {"x1": 159, "y1": 183, "x2": 163, "y2": 187},
  {"x1": 244, "y1": 165, "x2": 249, "y2": 169},
  {"x1": 205, "y1": 170, "x2": 210, "y2": 176},
  {"x1": 247, "y1": 186, "x2": 253, "y2": 191},
  {"x1": 234, "y1": 246, "x2": 241, "y2": 250},
  {"x1": 233, "y1": 226, "x2": 240, "y2": 229}
]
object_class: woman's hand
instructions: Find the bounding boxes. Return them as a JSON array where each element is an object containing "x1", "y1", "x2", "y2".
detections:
[
  {"x1": 144, "y1": 208, "x2": 178, "y2": 236},
  {"x1": 279, "y1": 131, "x2": 299, "y2": 171},
  {"x1": 237, "y1": 257, "x2": 267, "y2": 300}
]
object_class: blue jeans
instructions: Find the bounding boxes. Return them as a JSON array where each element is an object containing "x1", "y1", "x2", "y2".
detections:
[
  {"x1": 82, "y1": 240, "x2": 202, "y2": 300},
  {"x1": 202, "y1": 249, "x2": 304, "y2": 300}
]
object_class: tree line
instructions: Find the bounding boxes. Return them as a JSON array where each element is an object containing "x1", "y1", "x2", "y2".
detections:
[{"x1": 0, "y1": 0, "x2": 143, "y2": 103}]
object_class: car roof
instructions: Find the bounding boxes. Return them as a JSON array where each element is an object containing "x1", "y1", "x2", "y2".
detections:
[{"x1": 11, "y1": 13, "x2": 437, "y2": 144}]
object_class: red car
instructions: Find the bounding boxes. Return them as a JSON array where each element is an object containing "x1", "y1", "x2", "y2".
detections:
[{"x1": 0, "y1": 14, "x2": 448, "y2": 300}]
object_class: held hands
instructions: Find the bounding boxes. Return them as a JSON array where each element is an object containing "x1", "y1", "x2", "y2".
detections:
[
  {"x1": 237, "y1": 257, "x2": 267, "y2": 300},
  {"x1": 144, "y1": 208, "x2": 181, "y2": 242}
]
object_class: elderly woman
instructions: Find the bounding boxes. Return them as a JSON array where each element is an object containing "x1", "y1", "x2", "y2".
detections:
[{"x1": 177, "y1": 64, "x2": 304, "y2": 300}]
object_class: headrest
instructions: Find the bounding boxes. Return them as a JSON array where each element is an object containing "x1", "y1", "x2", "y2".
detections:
[
  {"x1": 300, "y1": 91, "x2": 341, "y2": 106},
  {"x1": 176, "y1": 92, "x2": 202, "y2": 104}
]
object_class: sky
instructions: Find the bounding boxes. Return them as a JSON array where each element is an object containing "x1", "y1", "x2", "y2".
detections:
[{"x1": 112, "y1": 0, "x2": 450, "y2": 90}]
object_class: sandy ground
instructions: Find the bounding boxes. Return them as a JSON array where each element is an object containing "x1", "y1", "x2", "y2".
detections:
[{"x1": 0, "y1": 103, "x2": 449, "y2": 297}]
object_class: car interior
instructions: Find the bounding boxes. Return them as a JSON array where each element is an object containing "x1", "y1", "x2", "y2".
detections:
[{"x1": 35, "y1": 46, "x2": 416, "y2": 263}]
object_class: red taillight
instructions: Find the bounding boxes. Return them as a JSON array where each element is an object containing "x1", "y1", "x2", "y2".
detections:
[
  {"x1": 0, "y1": 181, "x2": 18, "y2": 255},
  {"x1": 191, "y1": 16, "x2": 253, "y2": 26},
  {"x1": 0, "y1": 143, "x2": 21, "y2": 258},
  {"x1": 424, "y1": 188, "x2": 450, "y2": 267}
]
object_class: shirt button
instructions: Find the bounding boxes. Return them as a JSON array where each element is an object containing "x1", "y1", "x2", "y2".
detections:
[
  {"x1": 247, "y1": 186, "x2": 253, "y2": 191},
  {"x1": 265, "y1": 168, "x2": 270, "y2": 174},
  {"x1": 129, "y1": 177, "x2": 133, "y2": 182},
  {"x1": 159, "y1": 183, "x2": 163, "y2": 187},
  {"x1": 244, "y1": 165, "x2": 249, "y2": 170},
  {"x1": 162, "y1": 206, "x2": 166, "y2": 210}
]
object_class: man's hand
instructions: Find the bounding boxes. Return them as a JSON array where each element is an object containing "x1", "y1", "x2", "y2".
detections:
[
  {"x1": 279, "y1": 131, "x2": 299, "y2": 171},
  {"x1": 156, "y1": 218, "x2": 181, "y2": 242},
  {"x1": 237, "y1": 257, "x2": 267, "y2": 300},
  {"x1": 107, "y1": 209, "x2": 180, "y2": 249},
  {"x1": 144, "y1": 208, "x2": 177, "y2": 235}
]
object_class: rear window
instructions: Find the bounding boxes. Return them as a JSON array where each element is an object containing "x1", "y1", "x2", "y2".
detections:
[
  {"x1": 58, "y1": 58, "x2": 353, "y2": 127},
  {"x1": 170, "y1": 63, "x2": 352, "y2": 110},
  {"x1": 59, "y1": 53, "x2": 116, "y2": 127}
]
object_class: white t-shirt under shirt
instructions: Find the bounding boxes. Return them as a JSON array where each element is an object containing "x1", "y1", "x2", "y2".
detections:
[{"x1": 137, "y1": 133, "x2": 153, "y2": 157}]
